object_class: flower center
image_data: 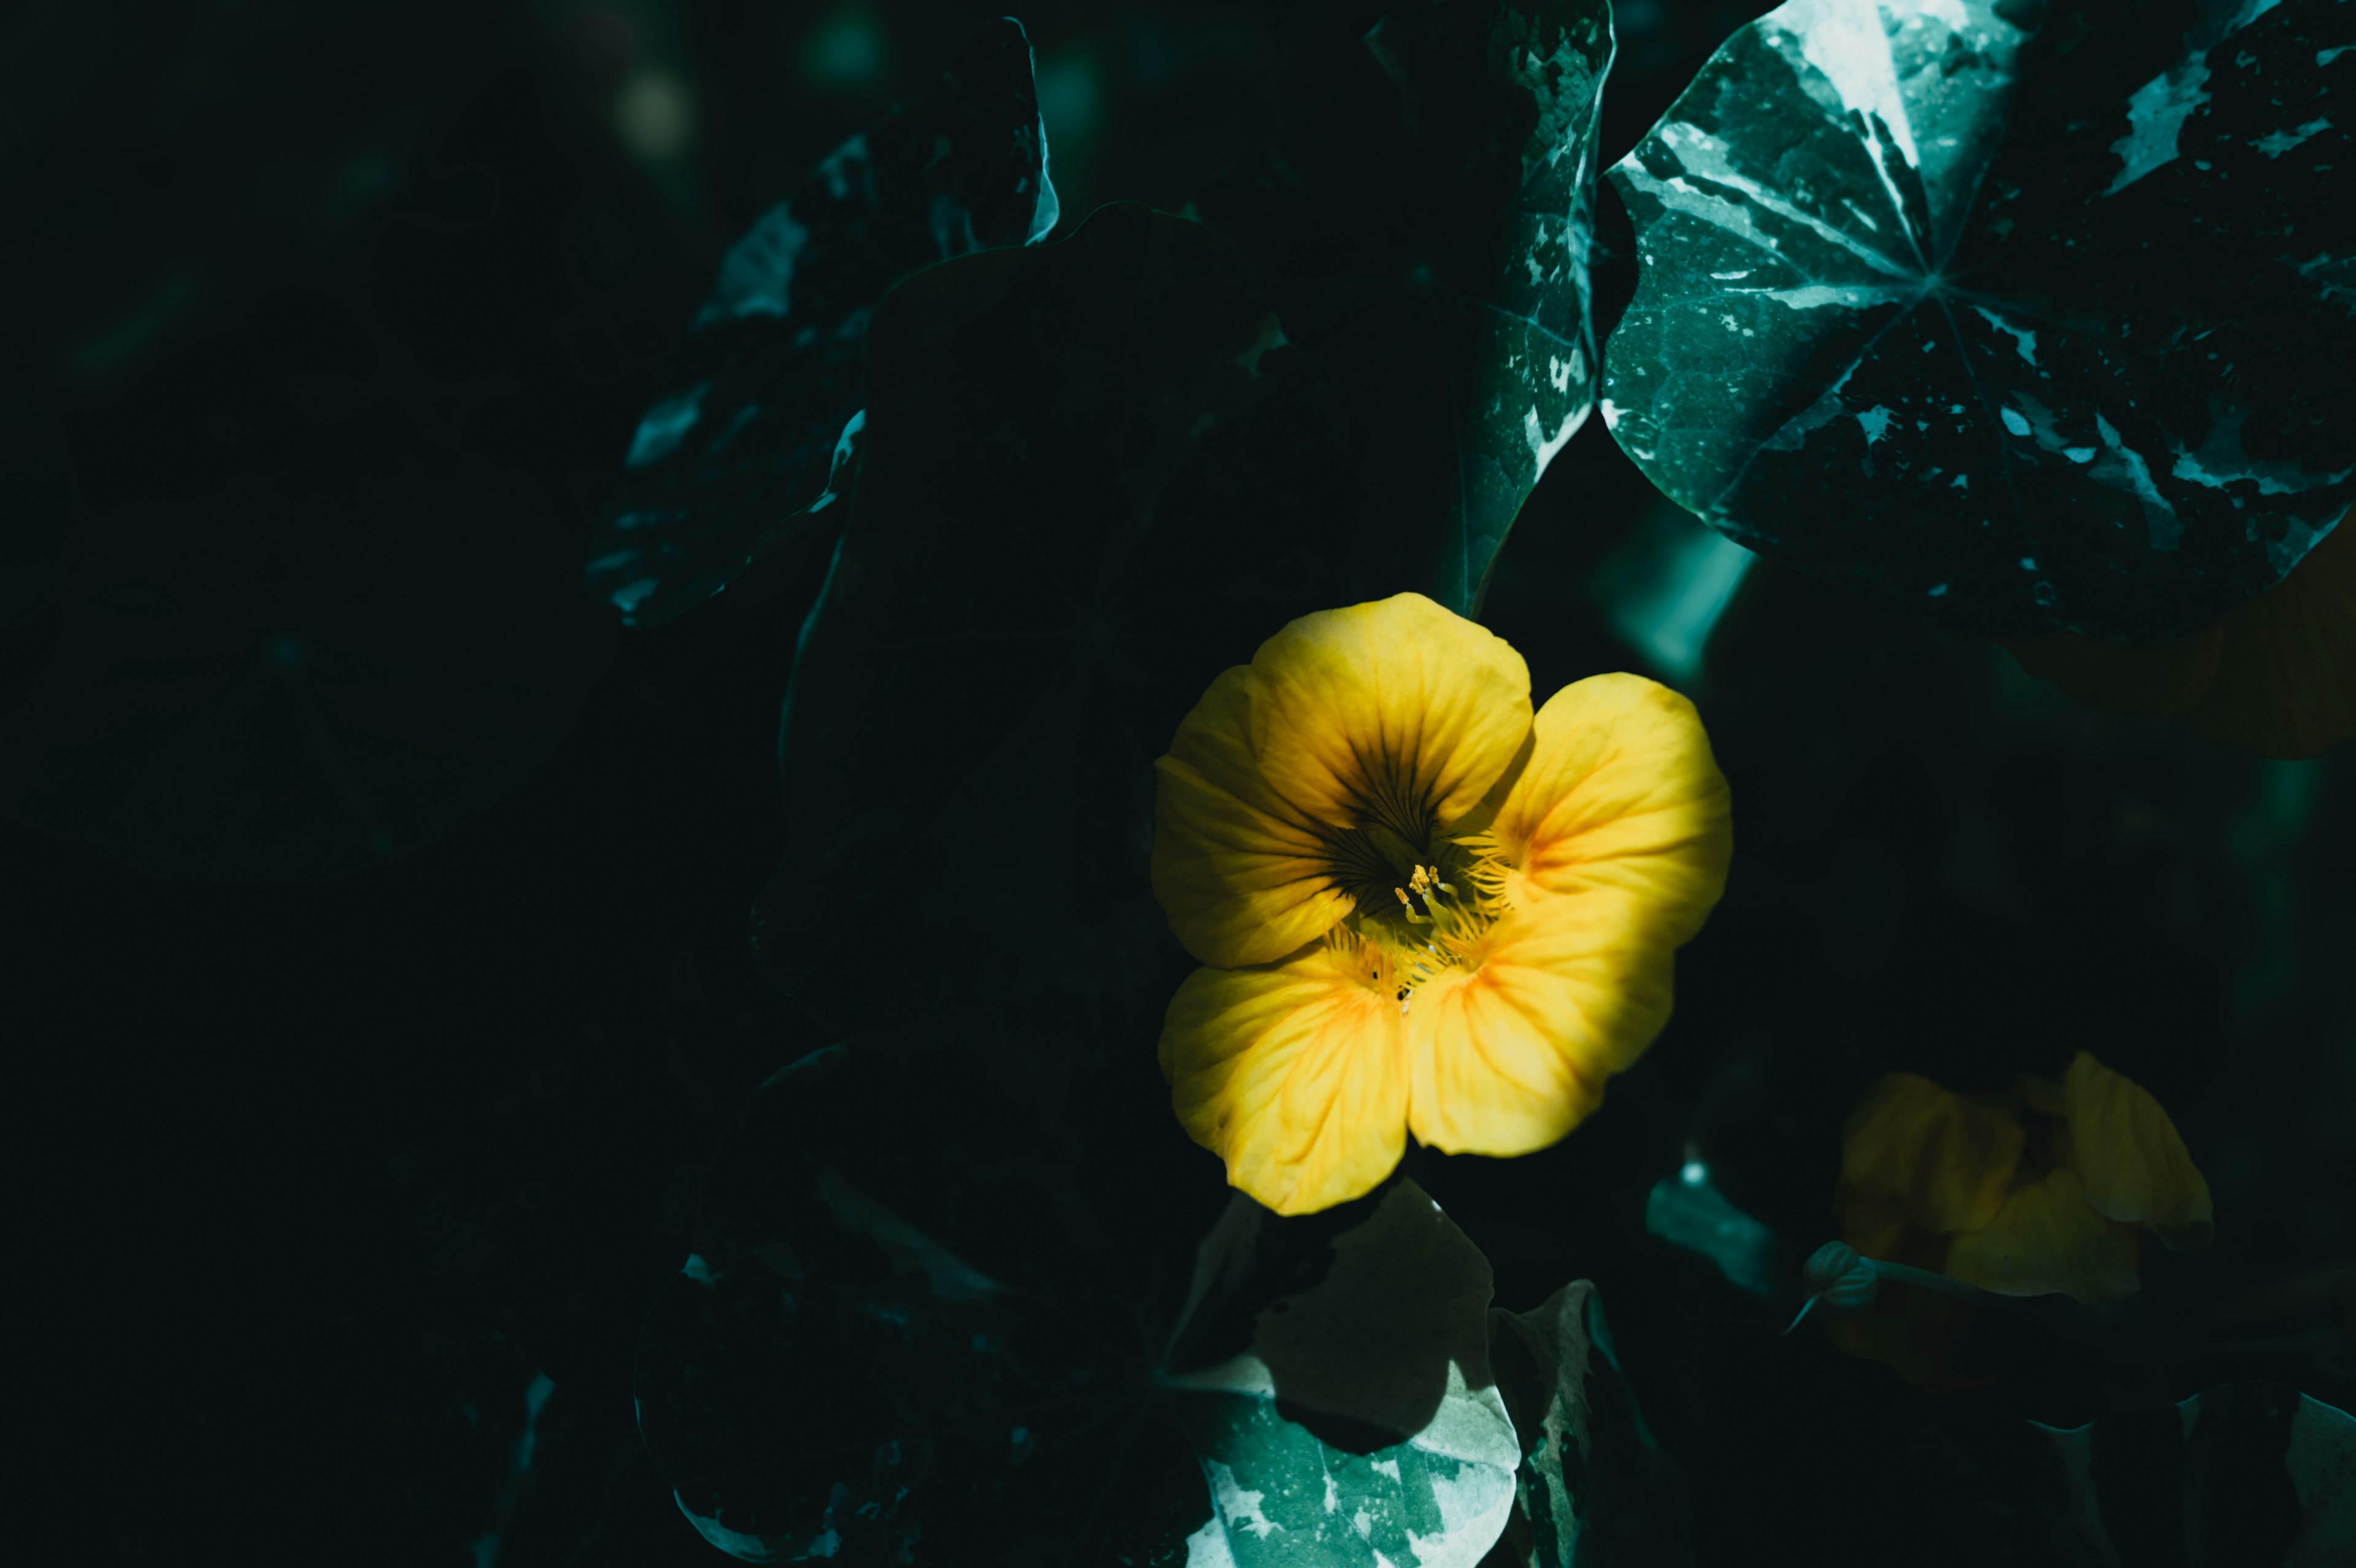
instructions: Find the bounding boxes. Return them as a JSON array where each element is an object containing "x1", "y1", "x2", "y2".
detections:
[{"x1": 1329, "y1": 833, "x2": 1513, "y2": 1010}]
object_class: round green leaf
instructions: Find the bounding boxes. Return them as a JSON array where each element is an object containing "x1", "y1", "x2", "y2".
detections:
[{"x1": 1603, "y1": 0, "x2": 2354, "y2": 642}]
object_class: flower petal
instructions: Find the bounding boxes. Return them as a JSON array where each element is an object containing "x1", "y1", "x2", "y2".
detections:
[
  {"x1": 2062, "y1": 1051, "x2": 2215, "y2": 1250},
  {"x1": 1153, "y1": 666, "x2": 1357, "y2": 967},
  {"x1": 1944, "y1": 1167, "x2": 2141, "y2": 1304},
  {"x1": 2007, "y1": 505, "x2": 2354, "y2": 759},
  {"x1": 1158, "y1": 943, "x2": 1407, "y2": 1216},
  {"x1": 1487, "y1": 674, "x2": 1733, "y2": 950},
  {"x1": 2190, "y1": 509, "x2": 2356, "y2": 758},
  {"x1": 1831, "y1": 1186, "x2": 1922, "y2": 1267},
  {"x1": 1838, "y1": 1074, "x2": 2025, "y2": 1237},
  {"x1": 1247, "y1": 594, "x2": 1531, "y2": 845},
  {"x1": 1402, "y1": 900, "x2": 1670, "y2": 1156}
]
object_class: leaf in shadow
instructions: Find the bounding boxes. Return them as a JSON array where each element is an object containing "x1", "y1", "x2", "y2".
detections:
[
  {"x1": 584, "y1": 17, "x2": 1057, "y2": 629},
  {"x1": 634, "y1": 1045, "x2": 1211, "y2": 1563},
  {"x1": 1484, "y1": 1281, "x2": 1692, "y2": 1568},
  {"x1": 637, "y1": 1058, "x2": 1553, "y2": 1565},
  {"x1": 1917, "y1": 1380, "x2": 2354, "y2": 1567},
  {"x1": 1191, "y1": 0, "x2": 1616, "y2": 615}
]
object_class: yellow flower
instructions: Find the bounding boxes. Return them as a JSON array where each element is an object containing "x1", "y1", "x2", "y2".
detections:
[
  {"x1": 1834, "y1": 1049, "x2": 2212, "y2": 1305},
  {"x1": 1151, "y1": 593, "x2": 1732, "y2": 1215},
  {"x1": 2005, "y1": 505, "x2": 2354, "y2": 758},
  {"x1": 1825, "y1": 1052, "x2": 2213, "y2": 1381}
]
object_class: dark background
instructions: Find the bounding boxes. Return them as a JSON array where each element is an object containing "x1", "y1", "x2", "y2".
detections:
[{"x1": 7, "y1": 2, "x2": 2348, "y2": 1563}]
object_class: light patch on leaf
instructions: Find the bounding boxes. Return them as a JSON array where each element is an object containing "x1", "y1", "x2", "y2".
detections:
[
  {"x1": 1971, "y1": 306, "x2": 2038, "y2": 365},
  {"x1": 1207, "y1": 1460, "x2": 1282, "y2": 1540},
  {"x1": 2252, "y1": 115, "x2": 2332, "y2": 157},
  {"x1": 626, "y1": 385, "x2": 708, "y2": 467},
  {"x1": 1185, "y1": 1513, "x2": 1242, "y2": 1568},
  {"x1": 2093, "y1": 412, "x2": 2181, "y2": 551},
  {"x1": 2106, "y1": 60, "x2": 2211, "y2": 194}
]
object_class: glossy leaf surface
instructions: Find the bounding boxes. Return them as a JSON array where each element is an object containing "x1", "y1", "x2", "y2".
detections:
[
  {"x1": 583, "y1": 18, "x2": 1056, "y2": 628},
  {"x1": 1604, "y1": 0, "x2": 2354, "y2": 642}
]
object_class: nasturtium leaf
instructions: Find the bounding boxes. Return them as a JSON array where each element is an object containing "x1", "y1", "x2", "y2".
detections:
[
  {"x1": 582, "y1": 17, "x2": 1056, "y2": 629},
  {"x1": 1485, "y1": 1282, "x2": 1692, "y2": 1568},
  {"x1": 1161, "y1": 1183, "x2": 1522, "y2": 1566},
  {"x1": 636, "y1": 1040, "x2": 1585, "y2": 1565},
  {"x1": 1922, "y1": 1380, "x2": 2355, "y2": 1564},
  {"x1": 1603, "y1": 0, "x2": 2355, "y2": 642},
  {"x1": 1191, "y1": 0, "x2": 1615, "y2": 615},
  {"x1": 634, "y1": 1044, "x2": 1214, "y2": 1563}
]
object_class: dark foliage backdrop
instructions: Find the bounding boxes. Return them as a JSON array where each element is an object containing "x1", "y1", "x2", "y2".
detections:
[{"x1": 7, "y1": 2, "x2": 2348, "y2": 1564}]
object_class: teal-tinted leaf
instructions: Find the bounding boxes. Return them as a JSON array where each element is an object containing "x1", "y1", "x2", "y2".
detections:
[
  {"x1": 634, "y1": 1045, "x2": 1212, "y2": 1563},
  {"x1": 1193, "y1": 0, "x2": 1615, "y2": 615},
  {"x1": 1484, "y1": 1282, "x2": 1692, "y2": 1568},
  {"x1": 1604, "y1": 0, "x2": 2355, "y2": 642},
  {"x1": 636, "y1": 1051, "x2": 1545, "y2": 1565},
  {"x1": 1162, "y1": 1183, "x2": 1522, "y2": 1566},
  {"x1": 1642, "y1": 1160, "x2": 1783, "y2": 1296},
  {"x1": 583, "y1": 18, "x2": 1056, "y2": 629},
  {"x1": 1922, "y1": 1380, "x2": 2355, "y2": 1563}
]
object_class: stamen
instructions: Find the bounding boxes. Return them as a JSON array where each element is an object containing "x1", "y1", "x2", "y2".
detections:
[{"x1": 1346, "y1": 841, "x2": 1517, "y2": 1012}]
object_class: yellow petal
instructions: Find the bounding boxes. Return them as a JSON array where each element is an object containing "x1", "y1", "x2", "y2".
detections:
[
  {"x1": 1402, "y1": 899, "x2": 1670, "y2": 1156},
  {"x1": 2005, "y1": 504, "x2": 2355, "y2": 759},
  {"x1": 2061, "y1": 1051, "x2": 2215, "y2": 1249},
  {"x1": 1944, "y1": 1167, "x2": 2141, "y2": 1303},
  {"x1": 1831, "y1": 1185, "x2": 1918, "y2": 1266},
  {"x1": 1487, "y1": 674, "x2": 1732, "y2": 948},
  {"x1": 2189, "y1": 510, "x2": 2356, "y2": 758},
  {"x1": 1246, "y1": 594, "x2": 1531, "y2": 845},
  {"x1": 1158, "y1": 942, "x2": 1407, "y2": 1216},
  {"x1": 2004, "y1": 623, "x2": 2222, "y2": 721},
  {"x1": 1838, "y1": 1074, "x2": 2025, "y2": 1237},
  {"x1": 1153, "y1": 666, "x2": 1357, "y2": 967}
]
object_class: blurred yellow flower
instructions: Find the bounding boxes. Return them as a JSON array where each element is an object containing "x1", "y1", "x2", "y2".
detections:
[
  {"x1": 1828, "y1": 1051, "x2": 2214, "y2": 1379},
  {"x1": 2006, "y1": 505, "x2": 2354, "y2": 758},
  {"x1": 1152, "y1": 593, "x2": 1732, "y2": 1215}
]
